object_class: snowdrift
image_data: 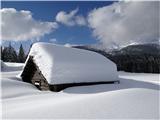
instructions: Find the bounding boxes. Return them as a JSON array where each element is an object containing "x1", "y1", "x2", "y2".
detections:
[
  {"x1": 1, "y1": 60, "x2": 7, "y2": 70},
  {"x1": 2, "y1": 65, "x2": 159, "y2": 119},
  {"x1": 1, "y1": 60, "x2": 23, "y2": 72},
  {"x1": 21, "y1": 42, "x2": 118, "y2": 88}
]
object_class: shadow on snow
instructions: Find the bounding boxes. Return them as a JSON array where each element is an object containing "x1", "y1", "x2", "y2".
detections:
[{"x1": 63, "y1": 78, "x2": 160, "y2": 94}]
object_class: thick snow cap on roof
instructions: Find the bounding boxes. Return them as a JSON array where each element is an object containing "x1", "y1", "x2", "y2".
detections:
[{"x1": 25, "y1": 42, "x2": 118, "y2": 84}]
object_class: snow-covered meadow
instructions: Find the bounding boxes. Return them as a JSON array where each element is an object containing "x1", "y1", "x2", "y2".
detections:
[{"x1": 1, "y1": 62, "x2": 160, "y2": 119}]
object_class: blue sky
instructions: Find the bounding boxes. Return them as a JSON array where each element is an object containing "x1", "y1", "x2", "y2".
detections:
[{"x1": 1, "y1": 1, "x2": 114, "y2": 52}]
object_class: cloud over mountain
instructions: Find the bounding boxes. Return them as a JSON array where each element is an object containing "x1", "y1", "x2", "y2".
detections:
[
  {"x1": 88, "y1": 1, "x2": 159, "y2": 49},
  {"x1": 1, "y1": 8, "x2": 58, "y2": 41}
]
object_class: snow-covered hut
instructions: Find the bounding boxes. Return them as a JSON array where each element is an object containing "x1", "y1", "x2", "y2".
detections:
[{"x1": 21, "y1": 42, "x2": 118, "y2": 91}]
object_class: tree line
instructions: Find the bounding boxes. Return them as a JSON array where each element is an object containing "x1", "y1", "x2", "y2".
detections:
[
  {"x1": 1, "y1": 43, "x2": 26, "y2": 63},
  {"x1": 107, "y1": 54, "x2": 160, "y2": 73},
  {"x1": 95, "y1": 50, "x2": 160, "y2": 73}
]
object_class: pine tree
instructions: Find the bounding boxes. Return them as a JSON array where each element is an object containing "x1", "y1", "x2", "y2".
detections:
[
  {"x1": 18, "y1": 44, "x2": 26, "y2": 63},
  {"x1": 1, "y1": 46, "x2": 4, "y2": 60},
  {"x1": 3, "y1": 43, "x2": 18, "y2": 62}
]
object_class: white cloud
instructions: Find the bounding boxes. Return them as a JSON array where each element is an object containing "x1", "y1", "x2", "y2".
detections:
[
  {"x1": 56, "y1": 8, "x2": 86, "y2": 26},
  {"x1": 49, "y1": 38, "x2": 57, "y2": 43},
  {"x1": 75, "y1": 15, "x2": 86, "y2": 26},
  {"x1": 64, "y1": 43, "x2": 81, "y2": 47},
  {"x1": 64, "y1": 43, "x2": 72, "y2": 47},
  {"x1": 88, "y1": 1, "x2": 159, "y2": 49},
  {"x1": 1, "y1": 8, "x2": 58, "y2": 41}
]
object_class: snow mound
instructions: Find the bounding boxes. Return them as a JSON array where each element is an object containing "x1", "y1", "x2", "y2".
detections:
[
  {"x1": 1, "y1": 61, "x2": 23, "y2": 72},
  {"x1": 1, "y1": 60, "x2": 7, "y2": 70},
  {"x1": 1, "y1": 66, "x2": 159, "y2": 119},
  {"x1": 25, "y1": 42, "x2": 118, "y2": 84}
]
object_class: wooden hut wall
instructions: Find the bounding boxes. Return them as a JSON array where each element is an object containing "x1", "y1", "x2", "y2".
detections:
[
  {"x1": 21, "y1": 56, "x2": 37, "y2": 83},
  {"x1": 21, "y1": 56, "x2": 49, "y2": 90}
]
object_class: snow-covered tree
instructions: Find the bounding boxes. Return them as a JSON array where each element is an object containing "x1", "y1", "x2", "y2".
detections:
[{"x1": 2, "y1": 43, "x2": 18, "y2": 62}]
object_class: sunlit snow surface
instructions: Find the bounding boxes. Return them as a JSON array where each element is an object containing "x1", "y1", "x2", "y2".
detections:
[{"x1": 1, "y1": 62, "x2": 160, "y2": 119}]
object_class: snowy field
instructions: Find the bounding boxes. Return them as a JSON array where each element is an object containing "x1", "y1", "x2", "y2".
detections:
[{"x1": 1, "y1": 62, "x2": 160, "y2": 119}]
